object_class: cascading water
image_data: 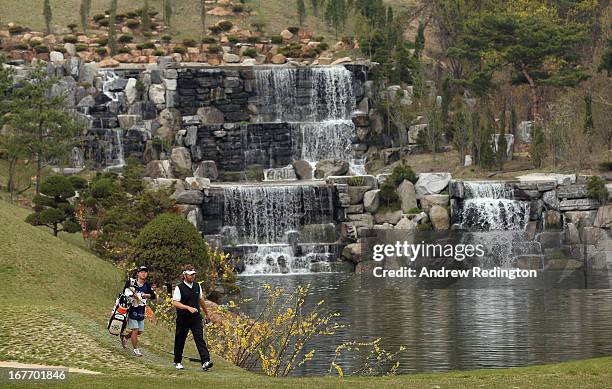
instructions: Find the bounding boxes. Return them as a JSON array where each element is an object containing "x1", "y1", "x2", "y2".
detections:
[
  {"x1": 223, "y1": 185, "x2": 334, "y2": 244},
  {"x1": 460, "y1": 182, "x2": 530, "y2": 230},
  {"x1": 99, "y1": 69, "x2": 121, "y2": 102},
  {"x1": 295, "y1": 120, "x2": 355, "y2": 162},
  {"x1": 254, "y1": 67, "x2": 354, "y2": 122},
  {"x1": 222, "y1": 185, "x2": 336, "y2": 274},
  {"x1": 457, "y1": 181, "x2": 537, "y2": 268},
  {"x1": 104, "y1": 129, "x2": 125, "y2": 171},
  {"x1": 254, "y1": 66, "x2": 365, "y2": 174}
]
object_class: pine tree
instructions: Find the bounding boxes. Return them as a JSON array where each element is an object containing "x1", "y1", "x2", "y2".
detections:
[
  {"x1": 163, "y1": 0, "x2": 173, "y2": 27},
  {"x1": 496, "y1": 125, "x2": 508, "y2": 170},
  {"x1": 43, "y1": 0, "x2": 53, "y2": 35},
  {"x1": 584, "y1": 93, "x2": 594, "y2": 136},
  {"x1": 26, "y1": 176, "x2": 80, "y2": 237},
  {"x1": 297, "y1": 0, "x2": 306, "y2": 26},
  {"x1": 530, "y1": 123, "x2": 546, "y2": 168},
  {"x1": 6, "y1": 65, "x2": 83, "y2": 194},
  {"x1": 324, "y1": 0, "x2": 348, "y2": 38},
  {"x1": 108, "y1": 0, "x2": 118, "y2": 55},
  {"x1": 310, "y1": 0, "x2": 320, "y2": 17},
  {"x1": 142, "y1": 0, "x2": 151, "y2": 32},
  {"x1": 414, "y1": 21, "x2": 425, "y2": 58}
]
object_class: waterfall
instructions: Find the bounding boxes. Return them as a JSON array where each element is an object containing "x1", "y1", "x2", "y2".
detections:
[
  {"x1": 459, "y1": 182, "x2": 530, "y2": 231},
  {"x1": 223, "y1": 185, "x2": 334, "y2": 244},
  {"x1": 241, "y1": 245, "x2": 310, "y2": 275},
  {"x1": 254, "y1": 66, "x2": 355, "y2": 122},
  {"x1": 223, "y1": 184, "x2": 336, "y2": 274},
  {"x1": 99, "y1": 69, "x2": 121, "y2": 102},
  {"x1": 295, "y1": 120, "x2": 355, "y2": 163},
  {"x1": 463, "y1": 181, "x2": 514, "y2": 199},
  {"x1": 104, "y1": 129, "x2": 125, "y2": 171}
]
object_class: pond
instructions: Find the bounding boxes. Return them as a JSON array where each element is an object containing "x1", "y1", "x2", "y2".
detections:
[{"x1": 236, "y1": 273, "x2": 612, "y2": 376}]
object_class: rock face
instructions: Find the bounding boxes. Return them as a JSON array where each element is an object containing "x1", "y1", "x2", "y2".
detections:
[
  {"x1": 315, "y1": 159, "x2": 349, "y2": 179},
  {"x1": 223, "y1": 53, "x2": 240, "y2": 63},
  {"x1": 184, "y1": 177, "x2": 211, "y2": 190},
  {"x1": 415, "y1": 173, "x2": 451, "y2": 198},
  {"x1": 292, "y1": 160, "x2": 313, "y2": 180},
  {"x1": 429, "y1": 205, "x2": 450, "y2": 230},
  {"x1": 271, "y1": 54, "x2": 286, "y2": 64},
  {"x1": 171, "y1": 147, "x2": 192, "y2": 171},
  {"x1": 146, "y1": 160, "x2": 173, "y2": 179},
  {"x1": 197, "y1": 106, "x2": 225, "y2": 124},
  {"x1": 149, "y1": 84, "x2": 166, "y2": 105},
  {"x1": 363, "y1": 190, "x2": 380, "y2": 213},
  {"x1": 544, "y1": 210, "x2": 562, "y2": 229},
  {"x1": 159, "y1": 108, "x2": 182, "y2": 129},
  {"x1": 594, "y1": 205, "x2": 612, "y2": 228},
  {"x1": 420, "y1": 194, "x2": 449, "y2": 211},
  {"x1": 397, "y1": 180, "x2": 417, "y2": 211},
  {"x1": 342, "y1": 243, "x2": 362, "y2": 263},
  {"x1": 174, "y1": 190, "x2": 205, "y2": 205},
  {"x1": 193, "y1": 161, "x2": 219, "y2": 181},
  {"x1": 280, "y1": 29, "x2": 294, "y2": 40},
  {"x1": 125, "y1": 78, "x2": 138, "y2": 105},
  {"x1": 374, "y1": 210, "x2": 403, "y2": 225},
  {"x1": 348, "y1": 186, "x2": 370, "y2": 205},
  {"x1": 395, "y1": 217, "x2": 417, "y2": 230}
]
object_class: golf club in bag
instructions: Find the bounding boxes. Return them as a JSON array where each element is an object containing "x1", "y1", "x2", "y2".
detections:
[{"x1": 107, "y1": 276, "x2": 131, "y2": 336}]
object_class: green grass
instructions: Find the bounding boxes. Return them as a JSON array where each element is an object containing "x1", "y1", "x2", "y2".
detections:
[{"x1": 0, "y1": 198, "x2": 611, "y2": 388}]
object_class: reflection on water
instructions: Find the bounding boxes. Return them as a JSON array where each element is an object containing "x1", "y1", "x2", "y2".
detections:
[{"x1": 237, "y1": 273, "x2": 612, "y2": 376}]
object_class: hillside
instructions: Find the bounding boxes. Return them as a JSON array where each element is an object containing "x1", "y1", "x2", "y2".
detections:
[{"x1": 1, "y1": 199, "x2": 612, "y2": 388}]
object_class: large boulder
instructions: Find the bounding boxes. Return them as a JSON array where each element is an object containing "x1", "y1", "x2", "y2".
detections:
[
  {"x1": 149, "y1": 84, "x2": 166, "y2": 105},
  {"x1": 146, "y1": 160, "x2": 173, "y2": 178},
  {"x1": 159, "y1": 108, "x2": 182, "y2": 129},
  {"x1": 193, "y1": 160, "x2": 219, "y2": 181},
  {"x1": 271, "y1": 54, "x2": 286, "y2": 64},
  {"x1": 184, "y1": 177, "x2": 211, "y2": 190},
  {"x1": 543, "y1": 210, "x2": 562, "y2": 230},
  {"x1": 143, "y1": 140, "x2": 160, "y2": 164},
  {"x1": 280, "y1": 29, "x2": 294, "y2": 40},
  {"x1": 315, "y1": 159, "x2": 349, "y2": 179},
  {"x1": 395, "y1": 217, "x2": 417, "y2": 230},
  {"x1": 420, "y1": 194, "x2": 449, "y2": 212},
  {"x1": 292, "y1": 160, "x2": 313, "y2": 180},
  {"x1": 174, "y1": 190, "x2": 204, "y2": 205},
  {"x1": 125, "y1": 78, "x2": 138, "y2": 105},
  {"x1": 429, "y1": 205, "x2": 450, "y2": 230},
  {"x1": 117, "y1": 114, "x2": 141, "y2": 130},
  {"x1": 197, "y1": 106, "x2": 225, "y2": 124},
  {"x1": 397, "y1": 180, "x2": 417, "y2": 211},
  {"x1": 348, "y1": 186, "x2": 370, "y2": 205},
  {"x1": 594, "y1": 205, "x2": 612, "y2": 229},
  {"x1": 342, "y1": 243, "x2": 362, "y2": 263},
  {"x1": 223, "y1": 52, "x2": 240, "y2": 63},
  {"x1": 374, "y1": 210, "x2": 403, "y2": 225},
  {"x1": 415, "y1": 173, "x2": 451, "y2": 198},
  {"x1": 170, "y1": 147, "x2": 192, "y2": 171},
  {"x1": 363, "y1": 190, "x2": 380, "y2": 213}
]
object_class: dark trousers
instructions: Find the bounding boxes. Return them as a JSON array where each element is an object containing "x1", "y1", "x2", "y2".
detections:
[{"x1": 173, "y1": 314, "x2": 210, "y2": 364}]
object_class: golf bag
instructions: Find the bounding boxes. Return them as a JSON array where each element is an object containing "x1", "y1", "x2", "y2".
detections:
[{"x1": 107, "y1": 292, "x2": 130, "y2": 336}]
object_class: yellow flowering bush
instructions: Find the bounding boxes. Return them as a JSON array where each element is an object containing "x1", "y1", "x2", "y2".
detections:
[
  {"x1": 329, "y1": 338, "x2": 405, "y2": 377},
  {"x1": 208, "y1": 283, "x2": 342, "y2": 377}
]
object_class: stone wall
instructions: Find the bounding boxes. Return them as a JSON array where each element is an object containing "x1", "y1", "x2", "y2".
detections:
[{"x1": 182, "y1": 122, "x2": 294, "y2": 172}]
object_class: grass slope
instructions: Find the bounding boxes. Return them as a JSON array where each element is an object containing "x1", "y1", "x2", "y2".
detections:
[{"x1": 0, "y1": 199, "x2": 611, "y2": 388}]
